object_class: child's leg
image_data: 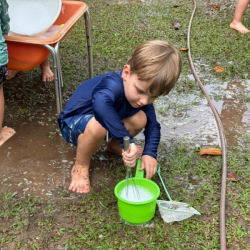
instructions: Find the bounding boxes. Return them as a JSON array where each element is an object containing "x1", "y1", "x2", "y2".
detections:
[
  {"x1": 107, "y1": 110, "x2": 147, "y2": 155},
  {"x1": 69, "y1": 111, "x2": 146, "y2": 193},
  {"x1": 40, "y1": 57, "x2": 54, "y2": 82},
  {"x1": 230, "y1": 0, "x2": 250, "y2": 33},
  {"x1": 69, "y1": 117, "x2": 107, "y2": 193},
  {"x1": 6, "y1": 57, "x2": 54, "y2": 82},
  {"x1": 0, "y1": 83, "x2": 4, "y2": 139},
  {"x1": 0, "y1": 83, "x2": 16, "y2": 146}
]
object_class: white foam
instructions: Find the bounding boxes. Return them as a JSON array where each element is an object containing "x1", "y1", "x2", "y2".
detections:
[{"x1": 120, "y1": 185, "x2": 154, "y2": 202}]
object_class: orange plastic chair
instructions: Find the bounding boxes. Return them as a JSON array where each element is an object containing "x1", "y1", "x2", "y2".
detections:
[{"x1": 4, "y1": 1, "x2": 93, "y2": 114}]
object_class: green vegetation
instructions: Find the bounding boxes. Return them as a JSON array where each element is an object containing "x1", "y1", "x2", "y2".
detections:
[{"x1": 1, "y1": 138, "x2": 250, "y2": 249}]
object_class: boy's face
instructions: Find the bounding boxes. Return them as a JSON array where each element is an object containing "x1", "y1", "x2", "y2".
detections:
[{"x1": 122, "y1": 65, "x2": 158, "y2": 108}]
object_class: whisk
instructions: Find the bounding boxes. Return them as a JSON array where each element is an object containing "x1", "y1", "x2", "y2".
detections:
[{"x1": 123, "y1": 136, "x2": 140, "y2": 200}]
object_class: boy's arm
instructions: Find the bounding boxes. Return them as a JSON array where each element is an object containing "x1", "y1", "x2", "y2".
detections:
[
  {"x1": 1, "y1": 0, "x2": 10, "y2": 35},
  {"x1": 141, "y1": 104, "x2": 161, "y2": 159},
  {"x1": 138, "y1": 104, "x2": 160, "y2": 179}
]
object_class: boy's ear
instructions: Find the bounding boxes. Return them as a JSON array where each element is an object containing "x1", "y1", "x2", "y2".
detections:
[{"x1": 121, "y1": 64, "x2": 131, "y2": 80}]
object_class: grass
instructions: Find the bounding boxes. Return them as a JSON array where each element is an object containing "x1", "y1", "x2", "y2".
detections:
[
  {"x1": 2, "y1": 0, "x2": 250, "y2": 249},
  {"x1": 1, "y1": 138, "x2": 250, "y2": 249}
]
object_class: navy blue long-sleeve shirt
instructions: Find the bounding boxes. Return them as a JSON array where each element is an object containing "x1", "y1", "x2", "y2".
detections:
[{"x1": 58, "y1": 70, "x2": 161, "y2": 159}]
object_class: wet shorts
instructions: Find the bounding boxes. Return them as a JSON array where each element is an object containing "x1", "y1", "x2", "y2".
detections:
[
  {"x1": 61, "y1": 114, "x2": 94, "y2": 146},
  {"x1": 0, "y1": 65, "x2": 7, "y2": 85},
  {"x1": 61, "y1": 114, "x2": 112, "y2": 146}
]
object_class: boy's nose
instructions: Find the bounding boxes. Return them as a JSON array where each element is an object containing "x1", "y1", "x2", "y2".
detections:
[{"x1": 140, "y1": 96, "x2": 149, "y2": 106}]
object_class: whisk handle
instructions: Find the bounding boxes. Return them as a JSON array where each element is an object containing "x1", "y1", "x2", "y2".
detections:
[
  {"x1": 123, "y1": 136, "x2": 130, "y2": 152},
  {"x1": 123, "y1": 136, "x2": 131, "y2": 173}
]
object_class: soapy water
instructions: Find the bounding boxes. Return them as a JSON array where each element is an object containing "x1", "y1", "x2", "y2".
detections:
[{"x1": 120, "y1": 185, "x2": 154, "y2": 202}]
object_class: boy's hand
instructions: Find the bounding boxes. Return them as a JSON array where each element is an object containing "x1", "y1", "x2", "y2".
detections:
[
  {"x1": 139, "y1": 155, "x2": 157, "y2": 179},
  {"x1": 122, "y1": 143, "x2": 138, "y2": 168}
]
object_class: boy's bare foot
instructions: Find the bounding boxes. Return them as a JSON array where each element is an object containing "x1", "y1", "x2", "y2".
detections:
[
  {"x1": 69, "y1": 165, "x2": 91, "y2": 193},
  {"x1": 230, "y1": 21, "x2": 250, "y2": 33},
  {"x1": 107, "y1": 138, "x2": 143, "y2": 157},
  {"x1": 0, "y1": 126, "x2": 16, "y2": 146},
  {"x1": 40, "y1": 59, "x2": 54, "y2": 82},
  {"x1": 6, "y1": 70, "x2": 19, "y2": 80}
]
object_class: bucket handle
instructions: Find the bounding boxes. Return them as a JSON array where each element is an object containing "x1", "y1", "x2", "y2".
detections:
[
  {"x1": 135, "y1": 159, "x2": 144, "y2": 179},
  {"x1": 157, "y1": 164, "x2": 172, "y2": 201}
]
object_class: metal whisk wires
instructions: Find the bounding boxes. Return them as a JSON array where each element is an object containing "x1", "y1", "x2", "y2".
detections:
[{"x1": 123, "y1": 136, "x2": 140, "y2": 200}]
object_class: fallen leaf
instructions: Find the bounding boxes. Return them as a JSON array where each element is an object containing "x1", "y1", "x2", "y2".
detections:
[
  {"x1": 132, "y1": 35, "x2": 138, "y2": 38},
  {"x1": 118, "y1": 1, "x2": 123, "y2": 4},
  {"x1": 198, "y1": 148, "x2": 222, "y2": 156},
  {"x1": 213, "y1": 5, "x2": 220, "y2": 10},
  {"x1": 227, "y1": 171, "x2": 241, "y2": 182},
  {"x1": 172, "y1": 22, "x2": 181, "y2": 30},
  {"x1": 214, "y1": 66, "x2": 225, "y2": 73},
  {"x1": 180, "y1": 47, "x2": 188, "y2": 51}
]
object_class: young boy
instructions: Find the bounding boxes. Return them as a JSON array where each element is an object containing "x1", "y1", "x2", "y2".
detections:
[
  {"x1": 58, "y1": 40, "x2": 182, "y2": 193},
  {"x1": 0, "y1": 0, "x2": 16, "y2": 147}
]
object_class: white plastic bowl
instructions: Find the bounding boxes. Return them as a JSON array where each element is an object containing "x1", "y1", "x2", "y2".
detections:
[{"x1": 8, "y1": 0, "x2": 62, "y2": 36}]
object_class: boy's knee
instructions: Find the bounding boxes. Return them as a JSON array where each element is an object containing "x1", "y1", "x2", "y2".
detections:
[
  {"x1": 87, "y1": 118, "x2": 107, "y2": 138},
  {"x1": 126, "y1": 110, "x2": 147, "y2": 131},
  {"x1": 138, "y1": 111, "x2": 147, "y2": 128}
]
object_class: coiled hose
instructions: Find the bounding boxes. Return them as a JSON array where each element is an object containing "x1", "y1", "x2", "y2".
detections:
[{"x1": 187, "y1": 1, "x2": 227, "y2": 249}]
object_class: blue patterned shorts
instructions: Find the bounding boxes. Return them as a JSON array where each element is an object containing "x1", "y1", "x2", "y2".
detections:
[{"x1": 61, "y1": 114, "x2": 94, "y2": 146}]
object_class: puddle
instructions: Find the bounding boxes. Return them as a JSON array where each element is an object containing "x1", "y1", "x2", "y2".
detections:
[
  {"x1": 0, "y1": 75, "x2": 123, "y2": 201},
  {"x1": 215, "y1": 81, "x2": 250, "y2": 146},
  {"x1": 1, "y1": 65, "x2": 250, "y2": 200},
  {"x1": 0, "y1": 106, "x2": 120, "y2": 200},
  {"x1": 137, "y1": 88, "x2": 221, "y2": 148},
  {"x1": 137, "y1": 78, "x2": 250, "y2": 149}
]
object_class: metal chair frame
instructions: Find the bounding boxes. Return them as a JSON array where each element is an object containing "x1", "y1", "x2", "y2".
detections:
[{"x1": 44, "y1": 10, "x2": 93, "y2": 114}]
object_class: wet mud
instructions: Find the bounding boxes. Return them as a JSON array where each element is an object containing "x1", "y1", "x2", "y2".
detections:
[
  {"x1": 153, "y1": 76, "x2": 250, "y2": 149},
  {"x1": 1, "y1": 64, "x2": 250, "y2": 200},
  {"x1": 0, "y1": 74, "x2": 123, "y2": 201}
]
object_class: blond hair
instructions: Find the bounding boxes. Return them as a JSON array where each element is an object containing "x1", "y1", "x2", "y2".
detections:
[{"x1": 127, "y1": 40, "x2": 181, "y2": 96}]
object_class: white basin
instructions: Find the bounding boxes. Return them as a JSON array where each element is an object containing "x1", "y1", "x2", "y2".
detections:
[{"x1": 8, "y1": 0, "x2": 62, "y2": 36}]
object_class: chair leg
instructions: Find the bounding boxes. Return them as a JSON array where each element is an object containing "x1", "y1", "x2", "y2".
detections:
[
  {"x1": 84, "y1": 9, "x2": 93, "y2": 78},
  {"x1": 43, "y1": 44, "x2": 62, "y2": 115},
  {"x1": 54, "y1": 42, "x2": 63, "y2": 87}
]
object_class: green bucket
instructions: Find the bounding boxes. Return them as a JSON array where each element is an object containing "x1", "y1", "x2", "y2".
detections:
[{"x1": 114, "y1": 159, "x2": 160, "y2": 224}]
